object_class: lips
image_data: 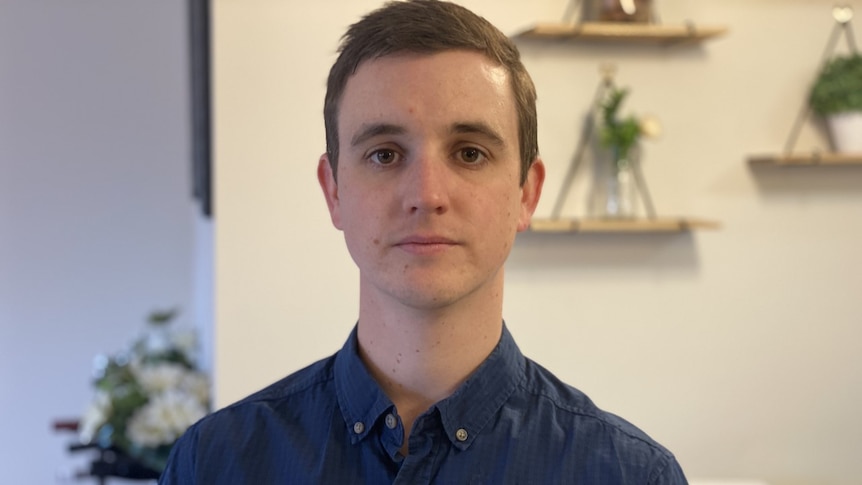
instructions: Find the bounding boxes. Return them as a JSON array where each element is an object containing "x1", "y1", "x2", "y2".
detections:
[
  {"x1": 393, "y1": 234, "x2": 459, "y2": 255},
  {"x1": 397, "y1": 235, "x2": 456, "y2": 245}
]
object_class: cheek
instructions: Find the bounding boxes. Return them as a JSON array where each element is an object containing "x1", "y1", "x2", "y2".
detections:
[
  {"x1": 499, "y1": 188, "x2": 521, "y2": 224},
  {"x1": 341, "y1": 192, "x2": 384, "y2": 244},
  {"x1": 480, "y1": 189, "x2": 520, "y2": 248}
]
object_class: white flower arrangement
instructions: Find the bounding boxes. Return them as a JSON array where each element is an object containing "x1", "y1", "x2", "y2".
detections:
[{"x1": 79, "y1": 309, "x2": 210, "y2": 472}]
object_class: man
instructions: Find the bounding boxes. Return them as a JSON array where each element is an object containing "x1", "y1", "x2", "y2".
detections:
[{"x1": 160, "y1": 1, "x2": 687, "y2": 483}]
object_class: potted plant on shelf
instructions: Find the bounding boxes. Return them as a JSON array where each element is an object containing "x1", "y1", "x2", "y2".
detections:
[
  {"x1": 809, "y1": 53, "x2": 862, "y2": 153},
  {"x1": 592, "y1": 86, "x2": 660, "y2": 218}
]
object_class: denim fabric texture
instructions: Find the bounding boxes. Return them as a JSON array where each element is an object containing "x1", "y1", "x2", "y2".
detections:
[{"x1": 160, "y1": 325, "x2": 687, "y2": 484}]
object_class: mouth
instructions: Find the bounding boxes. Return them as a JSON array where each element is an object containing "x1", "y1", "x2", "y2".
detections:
[{"x1": 394, "y1": 235, "x2": 459, "y2": 255}]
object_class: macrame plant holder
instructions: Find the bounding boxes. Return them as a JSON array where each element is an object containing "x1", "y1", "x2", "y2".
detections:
[
  {"x1": 782, "y1": 5, "x2": 859, "y2": 157},
  {"x1": 550, "y1": 65, "x2": 657, "y2": 221}
]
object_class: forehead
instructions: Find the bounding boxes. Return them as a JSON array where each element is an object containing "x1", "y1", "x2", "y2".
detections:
[{"x1": 337, "y1": 50, "x2": 517, "y2": 140}]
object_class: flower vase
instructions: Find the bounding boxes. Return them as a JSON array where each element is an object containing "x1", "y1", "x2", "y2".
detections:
[
  {"x1": 604, "y1": 160, "x2": 638, "y2": 218},
  {"x1": 589, "y1": 146, "x2": 639, "y2": 219}
]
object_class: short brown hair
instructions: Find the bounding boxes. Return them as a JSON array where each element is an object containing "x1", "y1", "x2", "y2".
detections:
[{"x1": 323, "y1": 0, "x2": 538, "y2": 184}]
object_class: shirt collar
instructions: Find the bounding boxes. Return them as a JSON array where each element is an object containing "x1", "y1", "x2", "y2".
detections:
[
  {"x1": 334, "y1": 323, "x2": 526, "y2": 450},
  {"x1": 334, "y1": 325, "x2": 395, "y2": 445},
  {"x1": 434, "y1": 323, "x2": 525, "y2": 450}
]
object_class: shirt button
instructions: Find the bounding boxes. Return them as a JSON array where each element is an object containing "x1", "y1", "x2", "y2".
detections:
[
  {"x1": 385, "y1": 414, "x2": 397, "y2": 429},
  {"x1": 353, "y1": 422, "x2": 365, "y2": 434},
  {"x1": 455, "y1": 428, "x2": 468, "y2": 442}
]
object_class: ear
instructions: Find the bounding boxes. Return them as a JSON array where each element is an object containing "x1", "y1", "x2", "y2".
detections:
[
  {"x1": 317, "y1": 154, "x2": 343, "y2": 230},
  {"x1": 516, "y1": 158, "x2": 545, "y2": 232}
]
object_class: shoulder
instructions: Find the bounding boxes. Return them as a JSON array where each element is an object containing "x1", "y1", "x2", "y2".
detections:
[
  {"x1": 162, "y1": 354, "x2": 338, "y2": 465},
  {"x1": 513, "y1": 358, "x2": 685, "y2": 482},
  {"x1": 160, "y1": 354, "x2": 341, "y2": 483},
  {"x1": 200, "y1": 353, "x2": 337, "y2": 432},
  {"x1": 230, "y1": 354, "x2": 337, "y2": 408},
  {"x1": 519, "y1": 358, "x2": 658, "y2": 439}
]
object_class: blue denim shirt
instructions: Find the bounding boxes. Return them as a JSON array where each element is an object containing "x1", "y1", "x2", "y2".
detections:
[{"x1": 160, "y1": 325, "x2": 687, "y2": 484}]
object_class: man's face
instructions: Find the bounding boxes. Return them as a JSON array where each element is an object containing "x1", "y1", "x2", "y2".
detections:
[{"x1": 318, "y1": 50, "x2": 543, "y2": 311}]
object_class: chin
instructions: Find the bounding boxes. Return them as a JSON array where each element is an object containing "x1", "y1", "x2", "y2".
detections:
[
  {"x1": 393, "y1": 289, "x2": 464, "y2": 311},
  {"x1": 386, "y1": 277, "x2": 492, "y2": 312}
]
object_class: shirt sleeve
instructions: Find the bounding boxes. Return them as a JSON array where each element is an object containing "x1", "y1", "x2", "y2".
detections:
[{"x1": 158, "y1": 426, "x2": 199, "y2": 485}]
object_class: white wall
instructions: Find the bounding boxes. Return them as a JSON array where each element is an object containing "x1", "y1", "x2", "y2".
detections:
[
  {"x1": 214, "y1": 1, "x2": 862, "y2": 484},
  {"x1": 0, "y1": 1, "x2": 200, "y2": 483}
]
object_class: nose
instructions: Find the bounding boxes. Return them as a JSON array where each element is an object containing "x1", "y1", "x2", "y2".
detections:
[{"x1": 401, "y1": 149, "x2": 450, "y2": 215}]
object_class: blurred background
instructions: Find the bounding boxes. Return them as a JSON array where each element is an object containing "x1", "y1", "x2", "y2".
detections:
[{"x1": 1, "y1": 0, "x2": 860, "y2": 484}]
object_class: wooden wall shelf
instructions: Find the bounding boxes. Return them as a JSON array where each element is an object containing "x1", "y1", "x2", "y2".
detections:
[
  {"x1": 530, "y1": 217, "x2": 720, "y2": 234},
  {"x1": 748, "y1": 153, "x2": 862, "y2": 167},
  {"x1": 513, "y1": 22, "x2": 728, "y2": 45}
]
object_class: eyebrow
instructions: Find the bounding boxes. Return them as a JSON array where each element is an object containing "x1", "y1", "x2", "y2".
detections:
[
  {"x1": 349, "y1": 121, "x2": 507, "y2": 148},
  {"x1": 451, "y1": 122, "x2": 506, "y2": 148},
  {"x1": 350, "y1": 123, "x2": 406, "y2": 148}
]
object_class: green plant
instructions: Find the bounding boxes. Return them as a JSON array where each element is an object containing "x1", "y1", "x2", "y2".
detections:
[
  {"x1": 809, "y1": 53, "x2": 862, "y2": 116},
  {"x1": 599, "y1": 87, "x2": 645, "y2": 166}
]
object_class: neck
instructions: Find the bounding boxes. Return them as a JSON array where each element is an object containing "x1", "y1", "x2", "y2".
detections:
[{"x1": 355, "y1": 276, "x2": 505, "y2": 447}]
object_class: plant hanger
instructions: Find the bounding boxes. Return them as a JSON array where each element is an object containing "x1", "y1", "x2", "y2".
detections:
[
  {"x1": 782, "y1": 5, "x2": 859, "y2": 157},
  {"x1": 550, "y1": 64, "x2": 657, "y2": 220}
]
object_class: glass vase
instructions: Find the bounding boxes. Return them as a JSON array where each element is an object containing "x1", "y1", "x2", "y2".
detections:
[
  {"x1": 589, "y1": 145, "x2": 639, "y2": 219},
  {"x1": 605, "y1": 161, "x2": 637, "y2": 217}
]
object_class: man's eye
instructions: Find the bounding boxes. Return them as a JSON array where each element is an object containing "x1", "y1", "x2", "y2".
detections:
[
  {"x1": 370, "y1": 149, "x2": 398, "y2": 165},
  {"x1": 459, "y1": 147, "x2": 486, "y2": 164}
]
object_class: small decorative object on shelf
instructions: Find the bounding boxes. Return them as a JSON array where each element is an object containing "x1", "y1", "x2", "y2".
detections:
[
  {"x1": 593, "y1": 85, "x2": 661, "y2": 218},
  {"x1": 77, "y1": 308, "x2": 211, "y2": 476},
  {"x1": 748, "y1": 5, "x2": 861, "y2": 166},
  {"x1": 584, "y1": 0, "x2": 653, "y2": 23},
  {"x1": 809, "y1": 53, "x2": 862, "y2": 153},
  {"x1": 532, "y1": 65, "x2": 719, "y2": 234}
]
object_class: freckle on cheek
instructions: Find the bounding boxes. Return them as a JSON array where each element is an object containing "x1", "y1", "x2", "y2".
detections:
[{"x1": 373, "y1": 238, "x2": 380, "y2": 245}]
